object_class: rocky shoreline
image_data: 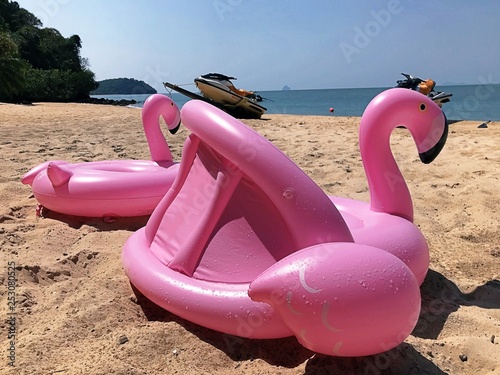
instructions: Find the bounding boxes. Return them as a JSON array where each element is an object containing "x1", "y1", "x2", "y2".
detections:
[{"x1": 76, "y1": 96, "x2": 137, "y2": 106}]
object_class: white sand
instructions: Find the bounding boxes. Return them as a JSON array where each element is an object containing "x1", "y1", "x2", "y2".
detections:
[{"x1": 0, "y1": 102, "x2": 498, "y2": 374}]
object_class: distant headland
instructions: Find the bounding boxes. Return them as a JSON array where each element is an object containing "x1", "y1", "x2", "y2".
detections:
[{"x1": 91, "y1": 78, "x2": 156, "y2": 95}]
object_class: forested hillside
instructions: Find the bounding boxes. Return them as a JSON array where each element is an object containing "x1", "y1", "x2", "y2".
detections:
[
  {"x1": 91, "y1": 78, "x2": 156, "y2": 95},
  {"x1": 0, "y1": 0, "x2": 97, "y2": 102}
]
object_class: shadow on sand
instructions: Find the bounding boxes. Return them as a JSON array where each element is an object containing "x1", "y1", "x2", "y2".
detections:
[
  {"x1": 413, "y1": 269, "x2": 500, "y2": 340},
  {"x1": 39, "y1": 208, "x2": 149, "y2": 232},
  {"x1": 131, "y1": 273, "x2": 461, "y2": 375}
]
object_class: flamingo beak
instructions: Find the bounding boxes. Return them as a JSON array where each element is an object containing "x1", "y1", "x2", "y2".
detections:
[
  {"x1": 169, "y1": 120, "x2": 181, "y2": 135},
  {"x1": 419, "y1": 113, "x2": 449, "y2": 164}
]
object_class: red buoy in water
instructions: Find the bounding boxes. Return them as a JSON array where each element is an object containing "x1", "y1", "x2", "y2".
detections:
[{"x1": 329, "y1": 107, "x2": 334, "y2": 113}]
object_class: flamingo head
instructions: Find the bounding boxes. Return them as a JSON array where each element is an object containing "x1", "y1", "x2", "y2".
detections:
[
  {"x1": 164, "y1": 100, "x2": 182, "y2": 135},
  {"x1": 142, "y1": 94, "x2": 181, "y2": 134},
  {"x1": 417, "y1": 110, "x2": 448, "y2": 164},
  {"x1": 363, "y1": 88, "x2": 448, "y2": 164},
  {"x1": 161, "y1": 98, "x2": 181, "y2": 135},
  {"x1": 402, "y1": 88, "x2": 448, "y2": 164}
]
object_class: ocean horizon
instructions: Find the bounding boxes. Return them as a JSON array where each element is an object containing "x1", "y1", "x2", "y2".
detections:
[{"x1": 92, "y1": 84, "x2": 500, "y2": 122}]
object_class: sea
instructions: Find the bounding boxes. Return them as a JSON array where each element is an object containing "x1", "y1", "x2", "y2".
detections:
[{"x1": 92, "y1": 84, "x2": 500, "y2": 122}]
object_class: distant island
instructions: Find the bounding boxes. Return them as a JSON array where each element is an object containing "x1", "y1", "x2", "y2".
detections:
[
  {"x1": 282, "y1": 85, "x2": 291, "y2": 91},
  {"x1": 91, "y1": 78, "x2": 156, "y2": 95}
]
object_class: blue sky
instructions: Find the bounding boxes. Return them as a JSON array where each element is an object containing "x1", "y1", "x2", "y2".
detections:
[{"x1": 15, "y1": 0, "x2": 500, "y2": 92}]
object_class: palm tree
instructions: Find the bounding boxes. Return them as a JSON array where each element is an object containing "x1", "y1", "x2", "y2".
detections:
[{"x1": 0, "y1": 32, "x2": 26, "y2": 99}]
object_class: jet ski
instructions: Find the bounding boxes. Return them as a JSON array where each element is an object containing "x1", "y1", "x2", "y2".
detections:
[
  {"x1": 164, "y1": 73, "x2": 267, "y2": 119},
  {"x1": 194, "y1": 73, "x2": 267, "y2": 118},
  {"x1": 396, "y1": 73, "x2": 452, "y2": 107},
  {"x1": 195, "y1": 73, "x2": 263, "y2": 101}
]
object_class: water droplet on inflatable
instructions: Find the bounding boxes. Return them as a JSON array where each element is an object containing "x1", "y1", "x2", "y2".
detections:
[{"x1": 282, "y1": 187, "x2": 296, "y2": 200}]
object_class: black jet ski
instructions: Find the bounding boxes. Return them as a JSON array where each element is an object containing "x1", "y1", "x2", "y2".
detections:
[{"x1": 396, "y1": 73, "x2": 452, "y2": 107}]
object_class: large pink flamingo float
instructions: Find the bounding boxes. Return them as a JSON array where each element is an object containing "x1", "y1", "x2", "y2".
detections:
[
  {"x1": 22, "y1": 94, "x2": 181, "y2": 217},
  {"x1": 122, "y1": 88, "x2": 448, "y2": 357}
]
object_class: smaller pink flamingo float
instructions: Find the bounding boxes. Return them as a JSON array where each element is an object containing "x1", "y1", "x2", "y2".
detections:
[
  {"x1": 22, "y1": 94, "x2": 181, "y2": 218},
  {"x1": 122, "y1": 88, "x2": 448, "y2": 357}
]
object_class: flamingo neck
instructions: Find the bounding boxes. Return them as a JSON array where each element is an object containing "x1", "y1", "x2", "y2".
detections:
[
  {"x1": 359, "y1": 119, "x2": 414, "y2": 222},
  {"x1": 144, "y1": 113, "x2": 173, "y2": 162}
]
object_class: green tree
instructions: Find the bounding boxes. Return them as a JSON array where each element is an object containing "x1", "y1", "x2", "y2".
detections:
[
  {"x1": 0, "y1": 0, "x2": 41, "y2": 32},
  {"x1": 0, "y1": 31, "x2": 26, "y2": 98},
  {"x1": 0, "y1": 1, "x2": 97, "y2": 102},
  {"x1": 23, "y1": 67, "x2": 97, "y2": 102}
]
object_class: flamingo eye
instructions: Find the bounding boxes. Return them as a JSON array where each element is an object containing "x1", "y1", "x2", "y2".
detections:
[{"x1": 419, "y1": 103, "x2": 427, "y2": 112}]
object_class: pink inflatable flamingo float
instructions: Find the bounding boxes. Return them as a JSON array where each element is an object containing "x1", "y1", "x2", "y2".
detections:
[
  {"x1": 328, "y1": 88, "x2": 448, "y2": 285},
  {"x1": 22, "y1": 94, "x2": 181, "y2": 217},
  {"x1": 122, "y1": 88, "x2": 448, "y2": 357}
]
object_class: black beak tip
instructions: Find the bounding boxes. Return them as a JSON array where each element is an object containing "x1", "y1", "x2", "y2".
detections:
[
  {"x1": 169, "y1": 121, "x2": 181, "y2": 135},
  {"x1": 419, "y1": 113, "x2": 449, "y2": 164}
]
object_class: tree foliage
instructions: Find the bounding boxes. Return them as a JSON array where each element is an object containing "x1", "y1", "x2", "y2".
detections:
[
  {"x1": 91, "y1": 78, "x2": 156, "y2": 95},
  {"x1": 24, "y1": 68, "x2": 98, "y2": 102},
  {"x1": 0, "y1": 0, "x2": 97, "y2": 102},
  {"x1": 0, "y1": 31, "x2": 27, "y2": 95}
]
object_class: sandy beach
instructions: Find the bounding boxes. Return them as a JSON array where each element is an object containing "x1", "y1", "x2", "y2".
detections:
[{"x1": 0, "y1": 101, "x2": 499, "y2": 374}]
